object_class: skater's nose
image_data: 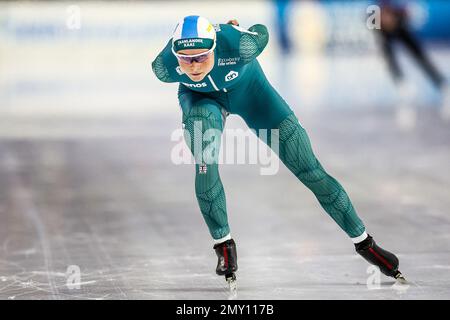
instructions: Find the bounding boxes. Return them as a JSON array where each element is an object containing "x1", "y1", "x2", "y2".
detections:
[
  {"x1": 190, "y1": 65, "x2": 204, "y2": 75},
  {"x1": 191, "y1": 61, "x2": 203, "y2": 70}
]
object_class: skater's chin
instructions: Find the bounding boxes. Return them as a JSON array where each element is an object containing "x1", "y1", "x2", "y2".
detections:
[{"x1": 188, "y1": 73, "x2": 205, "y2": 82}]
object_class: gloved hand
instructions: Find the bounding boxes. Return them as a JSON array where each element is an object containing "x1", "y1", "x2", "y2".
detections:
[{"x1": 226, "y1": 19, "x2": 239, "y2": 26}]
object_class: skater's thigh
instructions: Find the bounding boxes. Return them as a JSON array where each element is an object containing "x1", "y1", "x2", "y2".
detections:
[
  {"x1": 178, "y1": 87, "x2": 225, "y2": 126},
  {"x1": 178, "y1": 88, "x2": 225, "y2": 162},
  {"x1": 235, "y1": 82, "x2": 293, "y2": 148},
  {"x1": 238, "y1": 83, "x2": 291, "y2": 130}
]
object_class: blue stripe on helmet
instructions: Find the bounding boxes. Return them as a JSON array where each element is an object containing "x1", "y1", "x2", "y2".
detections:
[{"x1": 181, "y1": 15, "x2": 199, "y2": 39}]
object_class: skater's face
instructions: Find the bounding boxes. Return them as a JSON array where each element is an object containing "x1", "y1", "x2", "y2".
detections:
[{"x1": 176, "y1": 48, "x2": 215, "y2": 82}]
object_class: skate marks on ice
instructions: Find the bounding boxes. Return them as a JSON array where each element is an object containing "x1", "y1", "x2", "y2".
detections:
[
  {"x1": 209, "y1": 236, "x2": 450, "y2": 300},
  {"x1": 1, "y1": 111, "x2": 450, "y2": 299},
  {"x1": 0, "y1": 150, "x2": 59, "y2": 299},
  {"x1": 0, "y1": 148, "x2": 149, "y2": 299},
  {"x1": 0, "y1": 260, "x2": 108, "y2": 300},
  {"x1": 0, "y1": 142, "x2": 229, "y2": 300}
]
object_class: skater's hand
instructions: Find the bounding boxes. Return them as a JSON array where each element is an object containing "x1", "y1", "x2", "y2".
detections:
[{"x1": 227, "y1": 19, "x2": 239, "y2": 26}]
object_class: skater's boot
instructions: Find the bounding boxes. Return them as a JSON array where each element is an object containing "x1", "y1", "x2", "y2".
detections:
[
  {"x1": 214, "y1": 239, "x2": 238, "y2": 277},
  {"x1": 355, "y1": 235, "x2": 406, "y2": 281}
]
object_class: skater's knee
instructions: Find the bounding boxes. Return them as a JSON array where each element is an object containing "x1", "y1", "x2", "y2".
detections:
[
  {"x1": 295, "y1": 160, "x2": 327, "y2": 185},
  {"x1": 276, "y1": 114, "x2": 328, "y2": 183},
  {"x1": 182, "y1": 104, "x2": 224, "y2": 131},
  {"x1": 195, "y1": 161, "x2": 221, "y2": 188},
  {"x1": 277, "y1": 113, "x2": 303, "y2": 143},
  {"x1": 183, "y1": 104, "x2": 224, "y2": 163},
  {"x1": 277, "y1": 114, "x2": 314, "y2": 157}
]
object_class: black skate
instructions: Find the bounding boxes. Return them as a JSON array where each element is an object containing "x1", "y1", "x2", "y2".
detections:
[
  {"x1": 355, "y1": 235, "x2": 407, "y2": 283},
  {"x1": 214, "y1": 239, "x2": 238, "y2": 293}
]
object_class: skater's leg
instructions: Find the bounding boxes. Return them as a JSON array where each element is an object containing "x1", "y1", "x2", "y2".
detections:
[
  {"x1": 235, "y1": 71, "x2": 366, "y2": 240},
  {"x1": 275, "y1": 113, "x2": 367, "y2": 239},
  {"x1": 228, "y1": 61, "x2": 402, "y2": 279},
  {"x1": 379, "y1": 30, "x2": 403, "y2": 83},
  {"x1": 398, "y1": 26, "x2": 445, "y2": 89},
  {"x1": 179, "y1": 89, "x2": 230, "y2": 241}
]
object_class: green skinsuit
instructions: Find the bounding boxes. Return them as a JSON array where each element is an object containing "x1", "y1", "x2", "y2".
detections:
[{"x1": 152, "y1": 23, "x2": 366, "y2": 240}]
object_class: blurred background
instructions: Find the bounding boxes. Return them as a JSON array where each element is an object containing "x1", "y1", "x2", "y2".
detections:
[
  {"x1": 0, "y1": 0, "x2": 449, "y2": 299},
  {"x1": 1, "y1": 0, "x2": 449, "y2": 123}
]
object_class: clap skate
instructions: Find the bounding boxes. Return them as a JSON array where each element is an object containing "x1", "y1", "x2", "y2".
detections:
[
  {"x1": 355, "y1": 234, "x2": 407, "y2": 284},
  {"x1": 214, "y1": 239, "x2": 238, "y2": 293}
]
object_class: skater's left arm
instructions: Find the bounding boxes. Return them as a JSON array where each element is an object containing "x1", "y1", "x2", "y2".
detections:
[{"x1": 225, "y1": 19, "x2": 269, "y2": 64}]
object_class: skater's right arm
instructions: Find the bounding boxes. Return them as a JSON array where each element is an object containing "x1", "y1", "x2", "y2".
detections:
[{"x1": 151, "y1": 39, "x2": 179, "y2": 83}]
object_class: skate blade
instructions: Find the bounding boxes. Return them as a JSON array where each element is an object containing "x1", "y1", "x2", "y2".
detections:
[
  {"x1": 394, "y1": 272, "x2": 408, "y2": 284},
  {"x1": 226, "y1": 274, "x2": 237, "y2": 299}
]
